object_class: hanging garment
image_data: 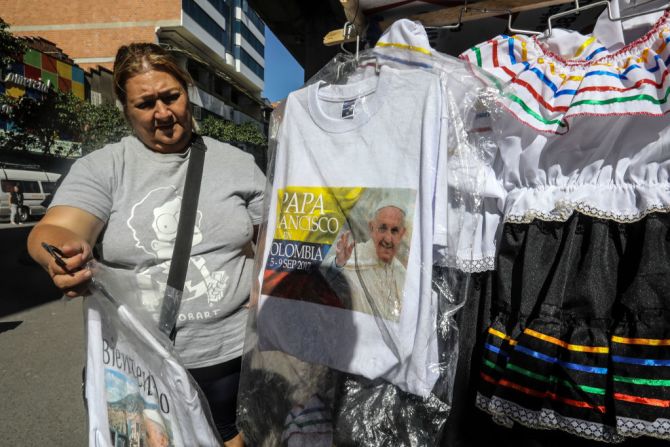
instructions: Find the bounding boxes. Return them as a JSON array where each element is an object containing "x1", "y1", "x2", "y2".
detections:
[
  {"x1": 238, "y1": 19, "x2": 503, "y2": 447},
  {"x1": 238, "y1": 63, "x2": 451, "y2": 447},
  {"x1": 255, "y1": 64, "x2": 446, "y2": 398},
  {"x1": 459, "y1": 8, "x2": 670, "y2": 443}
]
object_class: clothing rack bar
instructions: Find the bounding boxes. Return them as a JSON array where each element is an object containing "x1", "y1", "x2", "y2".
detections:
[{"x1": 379, "y1": 0, "x2": 575, "y2": 30}]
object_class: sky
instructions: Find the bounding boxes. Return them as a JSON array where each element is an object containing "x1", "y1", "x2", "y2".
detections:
[{"x1": 263, "y1": 27, "x2": 304, "y2": 102}]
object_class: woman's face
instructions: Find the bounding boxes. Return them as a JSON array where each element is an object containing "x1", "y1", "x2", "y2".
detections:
[{"x1": 124, "y1": 70, "x2": 192, "y2": 153}]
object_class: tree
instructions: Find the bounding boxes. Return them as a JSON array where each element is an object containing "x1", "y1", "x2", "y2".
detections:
[
  {"x1": 0, "y1": 18, "x2": 27, "y2": 70},
  {"x1": 0, "y1": 20, "x2": 59, "y2": 154},
  {"x1": 199, "y1": 115, "x2": 267, "y2": 147},
  {"x1": 0, "y1": 94, "x2": 58, "y2": 153},
  {"x1": 0, "y1": 20, "x2": 130, "y2": 156},
  {"x1": 0, "y1": 90, "x2": 130, "y2": 155},
  {"x1": 235, "y1": 121, "x2": 268, "y2": 146},
  {"x1": 53, "y1": 91, "x2": 130, "y2": 154},
  {"x1": 199, "y1": 116, "x2": 236, "y2": 143},
  {"x1": 78, "y1": 102, "x2": 130, "y2": 154}
]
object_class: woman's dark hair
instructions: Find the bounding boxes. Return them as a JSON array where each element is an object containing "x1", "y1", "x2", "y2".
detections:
[{"x1": 113, "y1": 42, "x2": 193, "y2": 106}]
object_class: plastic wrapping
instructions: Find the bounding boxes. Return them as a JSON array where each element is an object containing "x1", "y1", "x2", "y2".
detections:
[
  {"x1": 238, "y1": 21, "x2": 501, "y2": 446},
  {"x1": 84, "y1": 262, "x2": 222, "y2": 447}
]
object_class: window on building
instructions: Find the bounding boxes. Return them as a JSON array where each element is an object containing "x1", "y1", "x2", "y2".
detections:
[
  {"x1": 241, "y1": 0, "x2": 265, "y2": 33},
  {"x1": 205, "y1": 0, "x2": 230, "y2": 19},
  {"x1": 182, "y1": 0, "x2": 226, "y2": 47},
  {"x1": 192, "y1": 104, "x2": 202, "y2": 120},
  {"x1": 214, "y1": 77, "x2": 230, "y2": 97},
  {"x1": 240, "y1": 48, "x2": 264, "y2": 80},
  {"x1": 187, "y1": 59, "x2": 205, "y2": 86},
  {"x1": 241, "y1": 23, "x2": 264, "y2": 56},
  {"x1": 90, "y1": 91, "x2": 103, "y2": 106}
]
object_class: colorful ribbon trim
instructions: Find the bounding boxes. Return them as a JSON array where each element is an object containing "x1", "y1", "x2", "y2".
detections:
[
  {"x1": 375, "y1": 41, "x2": 432, "y2": 56},
  {"x1": 471, "y1": 45, "x2": 483, "y2": 68},
  {"x1": 375, "y1": 53, "x2": 432, "y2": 69},
  {"x1": 614, "y1": 392, "x2": 670, "y2": 408},
  {"x1": 461, "y1": 31, "x2": 670, "y2": 132},
  {"x1": 585, "y1": 46, "x2": 608, "y2": 61},
  {"x1": 614, "y1": 375, "x2": 670, "y2": 387},
  {"x1": 489, "y1": 327, "x2": 608, "y2": 353},
  {"x1": 504, "y1": 362, "x2": 606, "y2": 395},
  {"x1": 612, "y1": 355, "x2": 670, "y2": 367},
  {"x1": 480, "y1": 372, "x2": 607, "y2": 412},
  {"x1": 514, "y1": 345, "x2": 609, "y2": 374},
  {"x1": 483, "y1": 340, "x2": 607, "y2": 374},
  {"x1": 612, "y1": 335, "x2": 670, "y2": 346},
  {"x1": 524, "y1": 328, "x2": 609, "y2": 353},
  {"x1": 484, "y1": 343, "x2": 509, "y2": 357},
  {"x1": 488, "y1": 327, "x2": 518, "y2": 345},
  {"x1": 481, "y1": 363, "x2": 670, "y2": 413},
  {"x1": 574, "y1": 36, "x2": 597, "y2": 57}
]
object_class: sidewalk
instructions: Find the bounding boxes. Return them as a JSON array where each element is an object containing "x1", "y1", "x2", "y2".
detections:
[
  {"x1": 0, "y1": 298, "x2": 86, "y2": 446},
  {"x1": 0, "y1": 224, "x2": 86, "y2": 446}
]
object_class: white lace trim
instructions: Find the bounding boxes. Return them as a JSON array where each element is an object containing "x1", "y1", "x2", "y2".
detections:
[
  {"x1": 444, "y1": 255, "x2": 496, "y2": 273},
  {"x1": 476, "y1": 394, "x2": 670, "y2": 442},
  {"x1": 617, "y1": 416, "x2": 670, "y2": 440},
  {"x1": 506, "y1": 201, "x2": 670, "y2": 224},
  {"x1": 476, "y1": 393, "x2": 625, "y2": 443}
]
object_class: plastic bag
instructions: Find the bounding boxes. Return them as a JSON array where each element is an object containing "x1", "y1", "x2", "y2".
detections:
[{"x1": 84, "y1": 262, "x2": 222, "y2": 447}]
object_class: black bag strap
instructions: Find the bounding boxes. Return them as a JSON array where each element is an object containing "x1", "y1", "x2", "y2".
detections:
[{"x1": 158, "y1": 136, "x2": 207, "y2": 341}]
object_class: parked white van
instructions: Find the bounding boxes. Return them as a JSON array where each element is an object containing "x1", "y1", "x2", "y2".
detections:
[{"x1": 0, "y1": 165, "x2": 61, "y2": 222}]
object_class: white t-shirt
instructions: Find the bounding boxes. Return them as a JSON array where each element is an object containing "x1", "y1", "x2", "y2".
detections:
[
  {"x1": 256, "y1": 65, "x2": 447, "y2": 397},
  {"x1": 85, "y1": 266, "x2": 221, "y2": 447}
]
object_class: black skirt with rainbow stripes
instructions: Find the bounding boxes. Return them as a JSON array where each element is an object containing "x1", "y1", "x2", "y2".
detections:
[{"x1": 475, "y1": 212, "x2": 670, "y2": 443}]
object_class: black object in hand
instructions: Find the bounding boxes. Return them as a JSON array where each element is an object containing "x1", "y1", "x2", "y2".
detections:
[{"x1": 41, "y1": 242, "x2": 70, "y2": 272}]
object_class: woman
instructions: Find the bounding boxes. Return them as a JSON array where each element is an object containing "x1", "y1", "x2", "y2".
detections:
[{"x1": 27, "y1": 43, "x2": 265, "y2": 447}]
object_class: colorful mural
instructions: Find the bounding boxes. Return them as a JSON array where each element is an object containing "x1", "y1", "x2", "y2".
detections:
[{"x1": 2, "y1": 48, "x2": 85, "y2": 100}]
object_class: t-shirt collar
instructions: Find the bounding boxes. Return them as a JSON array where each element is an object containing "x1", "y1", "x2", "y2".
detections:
[{"x1": 307, "y1": 66, "x2": 393, "y2": 133}]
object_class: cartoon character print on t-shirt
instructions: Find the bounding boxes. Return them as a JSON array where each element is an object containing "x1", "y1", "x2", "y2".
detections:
[{"x1": 127, "y1": 186, "x2": 230, "y2": 321}]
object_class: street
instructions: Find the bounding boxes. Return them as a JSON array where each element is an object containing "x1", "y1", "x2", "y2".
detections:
[{"x1": 0, "y1": 224, "x2": 86, "y2": 446}]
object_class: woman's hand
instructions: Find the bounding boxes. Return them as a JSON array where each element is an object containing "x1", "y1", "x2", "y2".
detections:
[
  {"x1": 45, "y1": 241, "x2": 94, "y2": 298},
  {"x1": 27, "y1": 206, "x2": 105, "y2": 299}
]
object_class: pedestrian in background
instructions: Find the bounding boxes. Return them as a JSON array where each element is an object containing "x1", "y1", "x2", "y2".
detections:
[{"x1": 10, "y1": 184, "x2": 24, "y2": 225}]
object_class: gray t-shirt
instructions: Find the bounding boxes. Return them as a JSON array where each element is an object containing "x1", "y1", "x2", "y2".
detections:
[{"x1": 51, "y1": 135, "x2": 265, "y2": 368}]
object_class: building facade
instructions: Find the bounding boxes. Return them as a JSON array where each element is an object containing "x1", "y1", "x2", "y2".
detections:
[
  {"x1": 1, "y1": 37, "x2": 85, "y2": 104},
  {"x1": 0, "y1": 37, "x2": 85, "y2": 143},
  {"x1": 1, "y1": 0, "x2": 268, "y2": 127},
  {"x1": 0, "y1": 37, "x2": 84, "y2": 168}
]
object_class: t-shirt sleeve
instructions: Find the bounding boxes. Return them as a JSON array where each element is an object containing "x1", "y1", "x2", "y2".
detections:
[
  {"x1": 49, "y1": 151, "x2": 114, "y2": 222},
  {"x1": 247, "y1": 161, "x2": 266, "y2": 225},
  {"x1": 435, "y1": 76, "x2": 505, "y2": 272}
]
